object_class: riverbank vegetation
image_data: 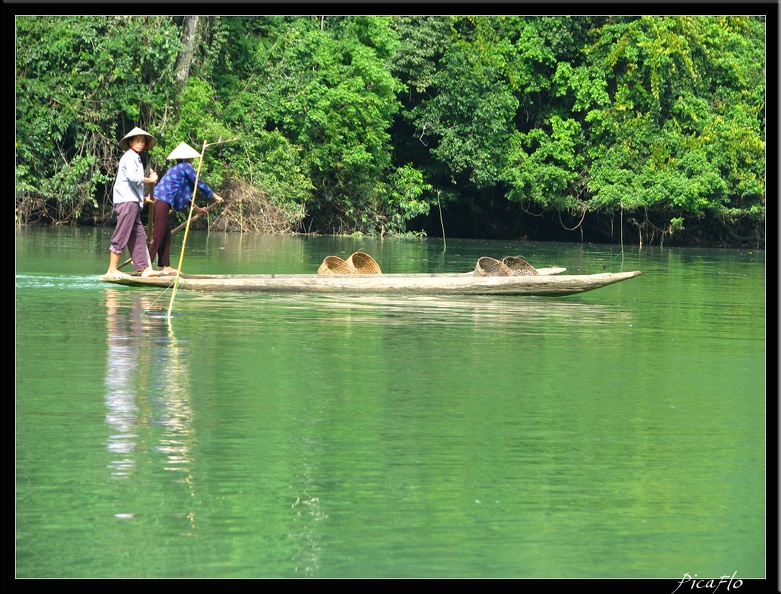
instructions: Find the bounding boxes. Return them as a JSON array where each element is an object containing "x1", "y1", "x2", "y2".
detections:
[{"x1": 15, "y1": 15, "x2": 766, "y2": 247}]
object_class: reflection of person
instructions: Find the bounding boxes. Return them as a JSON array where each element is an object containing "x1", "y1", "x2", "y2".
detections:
[
  {"x1": 148, "y1": 142, "x2": 224, "y2": 275},
  {"x1": 104, "y1": 289, "x2": 145, "y2": 475},
  {"x1": 103, "y1": 290, "x2": 196, "y2": 510},
  {"x1": 102, "y1": 127, "x2": 161, "y2": 280}
]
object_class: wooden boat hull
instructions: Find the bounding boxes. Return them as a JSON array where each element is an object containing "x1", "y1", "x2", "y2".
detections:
[{"x1": 100, "y1": 268, "x2": 641, "y2": 296}]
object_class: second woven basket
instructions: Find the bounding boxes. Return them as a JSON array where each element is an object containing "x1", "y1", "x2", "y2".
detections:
[
  {"x1": 347, "y1": 251, "x2": 382, "y2": 274},
  {"x1": 474, "y1": 257, "x2": 513, "y2": 277},
  {"x1": 501, "y1": 256, "x2": 539, "y2": 276},
  {"x1": 317, "y1": 255, "x2": 353, "y2": 274}
]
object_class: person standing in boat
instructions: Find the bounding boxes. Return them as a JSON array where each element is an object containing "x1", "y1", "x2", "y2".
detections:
[
  {"x1": 102, "y1": 127, "x2": 161, "y2": 280},
  {"x1": 148, "y1": 141, "x2": 224, "y2": 275}
]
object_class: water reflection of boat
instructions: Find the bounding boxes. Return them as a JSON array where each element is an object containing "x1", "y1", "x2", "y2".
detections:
[{"x1": 100, "y1": 268, "x2": 641, "y2": 297}]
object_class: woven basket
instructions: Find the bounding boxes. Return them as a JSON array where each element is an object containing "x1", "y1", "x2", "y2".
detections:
[
  {"x1": 501, "y1": 256, "x2": 539, "y2": 276},
  {"x1": 474, "y1": 257, "x2": 513, "y2": 277},
  {"x1": 346, "y1": 251, "x2": 382, "y2": 274},
  {"x1": 317, "y1": 255, "x2": 353, "y2": 275}
]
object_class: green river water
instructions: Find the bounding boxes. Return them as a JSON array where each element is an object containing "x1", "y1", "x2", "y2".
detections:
[{"x1": 15, "y1": 226, "x2": 767, "y2": 581}]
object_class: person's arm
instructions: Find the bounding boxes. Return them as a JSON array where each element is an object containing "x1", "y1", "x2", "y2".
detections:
[{"x1": 184, "y1": 163, "x2": 223, "y2": 204}]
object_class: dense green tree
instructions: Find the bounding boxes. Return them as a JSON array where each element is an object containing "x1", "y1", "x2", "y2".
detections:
[
  {"x1": 16, "y1": 16, "x2": 181, "y2": 222},
  {"x1": 407, "y1": 16, "x2": 519, "y2": 192},
  {"x1": 222, "y1": 15, "x2": 427, "y2": 234},
  {"x1": 14, "y1": 14, "x2": 766, "y2": 246},
  {"x1": 574, "y1": 16, "x2": 765, "y2": 238}
]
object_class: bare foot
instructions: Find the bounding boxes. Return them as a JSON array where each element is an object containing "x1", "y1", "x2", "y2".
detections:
[
  {"x1": 161, "y1": 267, "x2": 179, "y2": 276},
  {"x1": 141, "y1": 267, "x2": 162, "y2": 278},
  {"x1": 101, "y1": 270, "x2": 131, "y2": 281}
]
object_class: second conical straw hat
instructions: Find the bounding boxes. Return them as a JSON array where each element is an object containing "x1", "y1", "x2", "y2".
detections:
[{"x1": 167, "y1": 142, "x2": 201, "y2": 160}]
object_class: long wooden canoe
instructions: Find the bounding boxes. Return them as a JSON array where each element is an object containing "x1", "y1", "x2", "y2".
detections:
[{"x1": 100, "y1": 267, "x2": 641, "y2": 296}]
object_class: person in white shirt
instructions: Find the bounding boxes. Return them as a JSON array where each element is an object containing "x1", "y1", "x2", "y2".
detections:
[{"x1": 102, "y1": 127, "x2": 161, "y2": 279}]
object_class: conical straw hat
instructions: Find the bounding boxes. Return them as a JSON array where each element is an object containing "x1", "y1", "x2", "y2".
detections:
[
  {"x1": 119, "y1": 127, "x2": 157, "y2": 150},
  {"x1": 167, "y1": 142, "x2": 201, "y2": 160}
]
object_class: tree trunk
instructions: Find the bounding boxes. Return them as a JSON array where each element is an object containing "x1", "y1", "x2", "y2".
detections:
[{"x1": 174, "y1": 16, "x2": 200, "y2": 84}]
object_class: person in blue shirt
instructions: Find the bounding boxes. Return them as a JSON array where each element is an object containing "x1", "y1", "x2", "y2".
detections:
[
  {"x1": 102, "y1": 127, "x2": 161, "y2": 280},
  {"x1": 148, "y1": 142, "x2": 224, "y2": 275}
]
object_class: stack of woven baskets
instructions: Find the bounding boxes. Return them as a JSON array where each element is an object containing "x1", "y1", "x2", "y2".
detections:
[
  {"x1": 316, "y1": 252, "x2": 535, "y2": 277},
  {"x1": 473, "y1": 256, "x2": 539, "y2": 277},
  {"x1": 317, "y1": 251, "x2": 382, "y2": 274}
]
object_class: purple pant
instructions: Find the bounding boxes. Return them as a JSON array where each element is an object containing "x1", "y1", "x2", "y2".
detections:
[
  {"x1": 110, "y1": 201, "x2": 150, "y2": 273},
  {"x1": 148, "y1": 199, "x2": 172, "y2": 268}
]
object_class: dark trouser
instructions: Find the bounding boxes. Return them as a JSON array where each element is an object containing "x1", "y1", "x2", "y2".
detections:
[
  {"x1": 148, "y1": 199, "x2": 173, "y2": 268},
  {"x1": 110, "y1": 201, "x2": 150, "y2": 273}
]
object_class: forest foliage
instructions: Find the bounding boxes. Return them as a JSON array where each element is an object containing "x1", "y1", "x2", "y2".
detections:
[{"x1": 15, "y1": 15, "x2": 767, "y2": 246}]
